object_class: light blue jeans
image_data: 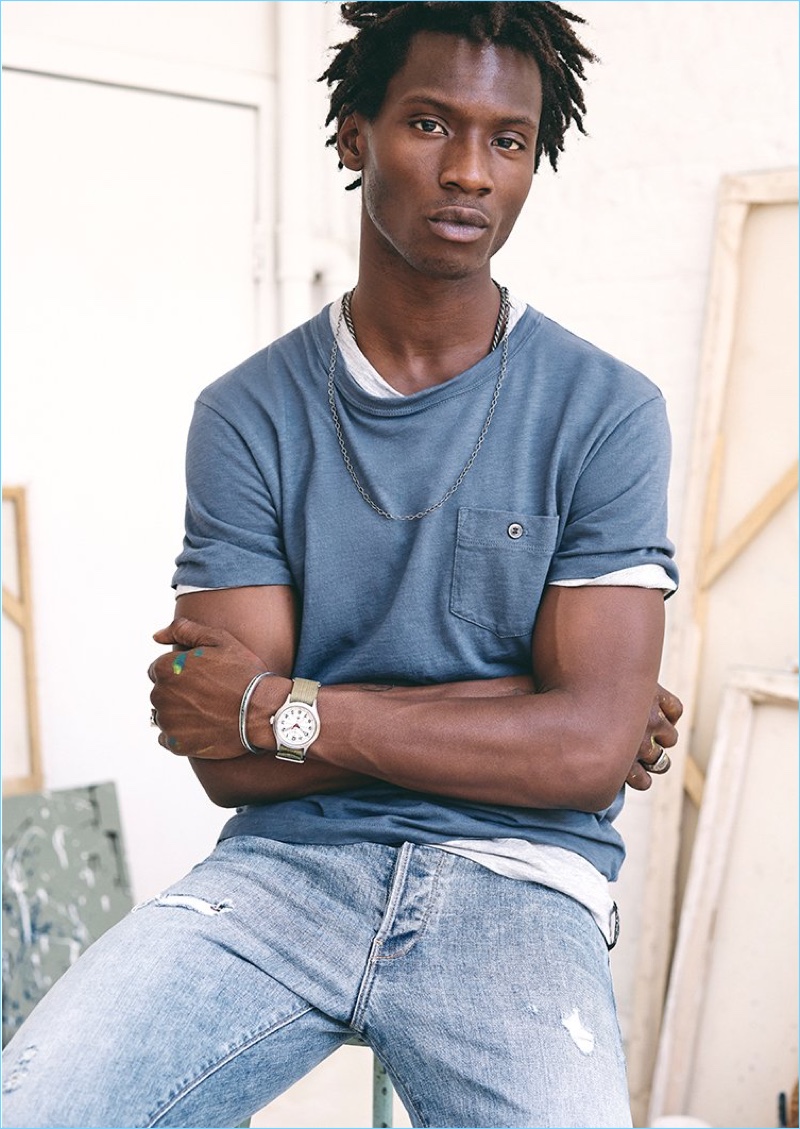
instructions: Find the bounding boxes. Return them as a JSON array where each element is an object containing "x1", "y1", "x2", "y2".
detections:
[{"x1": 2, "y1": 838, "x2": 632, "y2": 1128}]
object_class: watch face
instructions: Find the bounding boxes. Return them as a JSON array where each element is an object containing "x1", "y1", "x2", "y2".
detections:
[{"x1": 275, "y1": 704, "x2": 318, "y2": 749}]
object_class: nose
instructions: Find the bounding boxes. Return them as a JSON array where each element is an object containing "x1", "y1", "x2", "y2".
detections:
[{"x1": 439, "y1": 134, "x2": 492, "y2": 196}]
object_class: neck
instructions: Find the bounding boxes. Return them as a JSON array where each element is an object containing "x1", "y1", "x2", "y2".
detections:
[{"x1": 347, "y1": 259, "x2": 504, "y2": 395}]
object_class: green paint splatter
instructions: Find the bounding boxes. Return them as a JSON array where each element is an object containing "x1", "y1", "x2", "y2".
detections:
[
  {"x1": 172, "y1": 652, "x2": 187, "y2": 675},
  {"x1": 193, "y1": 649, "x2": 204, "y2": 657},
  {"x1": 168, "y1": 736, "x2": 179, "y2": 750}
]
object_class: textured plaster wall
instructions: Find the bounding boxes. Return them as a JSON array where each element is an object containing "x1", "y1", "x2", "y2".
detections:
[{"x1": 496, "y1": 0, "x2": 798, "y2": 524}]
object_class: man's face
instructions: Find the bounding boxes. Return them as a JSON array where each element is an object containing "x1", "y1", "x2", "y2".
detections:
[{"x1": 341, "y1": 31, "x2": 542, "y2": 281}]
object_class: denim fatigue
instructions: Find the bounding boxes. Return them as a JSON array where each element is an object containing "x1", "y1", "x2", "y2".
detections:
[{"x1": 2, "y1": 838, "x2": 632, "y2": 1128}]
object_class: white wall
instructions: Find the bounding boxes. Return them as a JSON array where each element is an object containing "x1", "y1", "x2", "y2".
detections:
[
  {"x1": 496, "y1": 0, "x2": 798, "y2": 515},
  {"x1": 3, "y1": 0, "x2": 274, "y2": 72},
  {"x1": 2, "y1": 3, "x2": 798, "y2": 1126}
]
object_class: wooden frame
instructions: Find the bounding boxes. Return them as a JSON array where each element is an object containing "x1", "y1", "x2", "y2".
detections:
[
  {"x1": 2, "y1": 486, "x2": 43, "y2": 794},
  {"x1": 625, "y1": 168, "x2": 799, "y2": 1118},
  {"x1": 648, "y1": 668, "x2": 799, "y2": 1120}
]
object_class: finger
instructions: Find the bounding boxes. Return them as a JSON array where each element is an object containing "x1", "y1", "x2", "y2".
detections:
[
  {"x1": 647, "y1": 710, "x2": 679, "y2": 750},
  {"x1": 637, "y1": 710, "x2": 678, "y2": 761},
  {"x1": 637, "y1": 733, "x2": 672, "y2": 773},
  {"x1": 626, "y1": 762, "x2": 652, "y2": 791},
  {"x1": 657, "y1": 684, "x2": 684, "y2": 723},
  {"x1": 152, "y1": 617, "x2": 226, "y2": 650},
  {"x1": 147, "y1": 652, "x2": 182, "y2": 684},
  {"x1": 157, "y1": 730, "x2": 183, "y2": 755},
  {"x1": 641, "y1": 733, "x2": 670, "y2": 764},
  {"x1": 637, "y1": 725, "x2": 660, "y2": 761},
  {"x1": 656, "y1": 714, "x2": 679, "y2": 749}
]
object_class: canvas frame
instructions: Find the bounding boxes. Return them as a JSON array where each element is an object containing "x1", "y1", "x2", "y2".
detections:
[
  {"x1": 2, "y1": 486, "x2": 43, "y2": 795},
  {"x1": 647, "y1": 667, "x2": 799, "y2": 1120},
  {"x1": 625, "y1": 167, "x2": 799, "y2": 1118}
]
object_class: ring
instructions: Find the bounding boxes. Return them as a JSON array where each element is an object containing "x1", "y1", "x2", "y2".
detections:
[
  {"x1": 150, "y1": 707, "x2": 158, "y2": 728},
  {"x1": 649, "y1": 748, "x2": 671, "y2": 774}
]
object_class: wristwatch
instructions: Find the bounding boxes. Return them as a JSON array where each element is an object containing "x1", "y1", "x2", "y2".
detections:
[{"x1": 270, "y1": 677, "x2": 321, "y2": 762}]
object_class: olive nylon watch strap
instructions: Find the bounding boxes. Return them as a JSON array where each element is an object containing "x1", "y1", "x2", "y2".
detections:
[{"x1": 290, "y1": 677, "x2": 320, "y2": 706}]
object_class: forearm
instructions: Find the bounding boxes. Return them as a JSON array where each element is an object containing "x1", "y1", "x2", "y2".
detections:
[
  {"x1": 152, "y1": 589, "x2": 668, "y2": 812},
  {"x1": 326, "y1": 686, "x2": 606, "y2": 808},
  {"x1": 247, "y1": 676, "x2": 645, "y2": 812},
  {"x1": 188, "y1": 753, "x2": 372, "y2": 808},
  {"x1": 193, "y1": 673, "x2": 534, "y2": 806},
  {"x1": 244, "y1": 588, "x2": 665, "y2": 812}
]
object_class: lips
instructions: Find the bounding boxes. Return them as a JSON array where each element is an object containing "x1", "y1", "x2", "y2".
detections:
[{"x1": 428, "y1": 206, "x2": 490, "y2": 243}]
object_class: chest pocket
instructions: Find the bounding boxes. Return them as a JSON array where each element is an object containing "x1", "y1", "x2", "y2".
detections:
[{"x1": 450, "y1": 508, "x2": 559, "y2": 638}]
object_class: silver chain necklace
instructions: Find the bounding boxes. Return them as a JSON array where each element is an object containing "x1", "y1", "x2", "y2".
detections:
[{"x1": 327, "y1": 284, "x2": 510, "y2": 521}]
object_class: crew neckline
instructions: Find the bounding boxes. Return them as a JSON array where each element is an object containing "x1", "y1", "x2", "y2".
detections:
[{"x1": 318, "y1": 298, "x2": 540, "y2": 417}]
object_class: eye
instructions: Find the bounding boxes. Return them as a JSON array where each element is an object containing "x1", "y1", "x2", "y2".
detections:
[
  {"x1": 411, "y1": 118, "x2": 447, "y2": 135},
  {"x1": 493, "y1": 136, "x2": 525, "y2": 152}
]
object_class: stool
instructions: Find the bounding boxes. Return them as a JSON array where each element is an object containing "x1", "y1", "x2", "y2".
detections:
[{"x1": 348, "y1": 1036, "x2": 394, "y2": 1129}]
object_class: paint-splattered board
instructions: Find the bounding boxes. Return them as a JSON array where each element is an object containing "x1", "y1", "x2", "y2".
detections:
[{"x1": 2, "y1": 782, "x2": 133, "y2": 1046}]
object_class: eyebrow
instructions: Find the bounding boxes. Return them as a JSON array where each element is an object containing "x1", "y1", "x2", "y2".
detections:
[{"x1": 398, "y1": 93, "x2": 539, "y2": 130}]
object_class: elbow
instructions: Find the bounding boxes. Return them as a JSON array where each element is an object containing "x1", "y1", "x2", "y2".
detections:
[
  {"x1": 189, "y1": 760, "x2": 251, "y2": 808},
  {"x1": 199, "y1": 781, "x2": 242, "y2": 808},
  {"x1": 560, "y1": 736, "x2": 633, "y2": 813},
  {"x1": 571, "y1": 780, "x2": 625, "y2": 814}
]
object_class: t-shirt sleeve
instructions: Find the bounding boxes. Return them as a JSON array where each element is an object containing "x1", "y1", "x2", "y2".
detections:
[
  {"x1": 547, "y1": 394, "x2": 679, "y2": 590},
  {"x1": 171, "y1": 399, "x2": 293, "y2": 590}
]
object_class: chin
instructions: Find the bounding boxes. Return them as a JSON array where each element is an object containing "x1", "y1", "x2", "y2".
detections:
[{"x1": 408, "y1": 251, "x2": 490, "y2": 282}]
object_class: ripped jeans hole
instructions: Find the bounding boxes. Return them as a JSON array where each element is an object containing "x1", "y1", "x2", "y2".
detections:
[
  {"x1": 2, "y1": 1044, "x2": 37, "y2": 1093},
  {"x1": 562, "y1": 1008, "x2": 595, "y2": 1055},
  {"x1": 133, "y1": 894, "x2": 233, "y2": 916}
]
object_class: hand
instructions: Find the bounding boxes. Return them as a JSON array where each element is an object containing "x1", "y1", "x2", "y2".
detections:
[
  {"x1": 148, "y1": 617, "x2": 284, "y2": 758},
  {"x1": 625, "y1": 683, "x2": 683, "y2": 791}
]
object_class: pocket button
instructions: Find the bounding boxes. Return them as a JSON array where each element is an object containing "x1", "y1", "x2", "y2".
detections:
[{"x1": 507, "y1": 523, "x2": 524, "y2": 540}]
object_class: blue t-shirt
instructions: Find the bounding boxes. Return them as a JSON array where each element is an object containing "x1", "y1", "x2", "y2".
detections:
[{"x1": 173, "y1": 304, "x2": 677, "y2": 881}]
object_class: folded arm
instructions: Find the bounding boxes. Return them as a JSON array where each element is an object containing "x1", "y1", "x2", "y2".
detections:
[{"x1": 149, "y1": 584, "x2": 679, "y2": 808}]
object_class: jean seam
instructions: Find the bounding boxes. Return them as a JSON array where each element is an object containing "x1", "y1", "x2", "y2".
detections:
[
  {"x1": 145, "y1": 1003, "x2": 315, "y2": 1127},
  {"x1": 350, "y1": 843, "x2": 413, "y2": 1030},
  {"x1": 373, "y1": 847, "x2": 447, "y2": 962},
  {"x1": 351, "y1": 845, "x2": 448, "y2": 1032}
]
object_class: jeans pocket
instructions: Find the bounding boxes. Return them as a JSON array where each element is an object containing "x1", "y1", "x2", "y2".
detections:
[{"x1": 450, "y1": 508, "x2": 559, "y2": 638}]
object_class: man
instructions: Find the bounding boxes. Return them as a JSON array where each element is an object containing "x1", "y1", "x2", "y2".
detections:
[{"x1": 2, "y1": 5, "x2": 681, "y2": 1127}]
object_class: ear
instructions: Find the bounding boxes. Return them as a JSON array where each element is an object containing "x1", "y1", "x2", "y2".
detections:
[{"x1": 337, "y1": 113, "x2": 364, "y2": 172}]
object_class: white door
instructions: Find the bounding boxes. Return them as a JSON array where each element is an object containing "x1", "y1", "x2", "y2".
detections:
[{"x1": 2, "y1": 65, "x2": 270, "y2": 897}]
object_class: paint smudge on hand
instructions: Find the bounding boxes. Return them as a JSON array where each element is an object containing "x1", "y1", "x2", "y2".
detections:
[{"x1": 171, "y1": 648, "x2": 204, "y2": 675}]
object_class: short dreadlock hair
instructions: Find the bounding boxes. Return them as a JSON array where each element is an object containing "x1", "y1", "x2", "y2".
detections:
[{"x1": 321, "y1": 2, "x2": 597, "y2": 189}]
